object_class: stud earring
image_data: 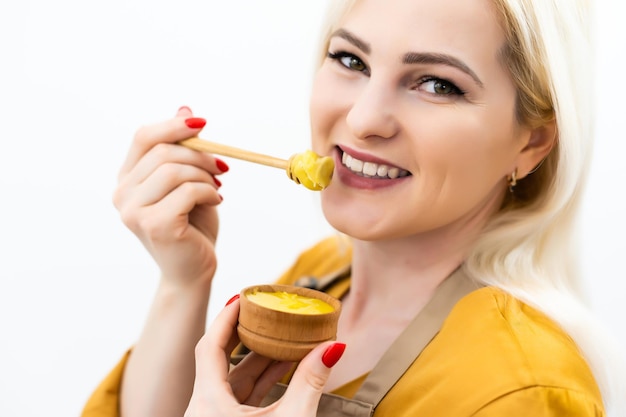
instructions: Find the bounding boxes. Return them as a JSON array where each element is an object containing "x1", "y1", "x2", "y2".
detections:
[{"x1": 508, "y1": 169, "x2": 517, "y2": 193}]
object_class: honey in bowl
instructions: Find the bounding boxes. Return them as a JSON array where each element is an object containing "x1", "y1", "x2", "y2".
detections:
[
  {"x1": 246, "y1": 290, "x2": 335, "y2": 315},
  {"x1": 237, "y1": 285, "x2": 342, "y2": 361}
]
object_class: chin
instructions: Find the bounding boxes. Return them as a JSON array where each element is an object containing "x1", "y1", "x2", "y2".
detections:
[{"x1": 321, "y1": 201, "x2": 394, "y2": 242}]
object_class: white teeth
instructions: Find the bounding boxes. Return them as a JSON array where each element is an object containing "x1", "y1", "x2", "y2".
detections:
[
  {"x1": 340, "y1": 151, "x2": 409, "y2": 179},
  {"x1": 350, "y1": 158, "x2": 363, "y2": 172},
  {"x1": 363, "y1": 162, "x2": 377, "y2": 176}
]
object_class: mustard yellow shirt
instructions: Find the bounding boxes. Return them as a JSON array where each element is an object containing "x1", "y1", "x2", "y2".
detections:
[{"x1": 82, "y1": 235, "x2": 604, "y2": 416}]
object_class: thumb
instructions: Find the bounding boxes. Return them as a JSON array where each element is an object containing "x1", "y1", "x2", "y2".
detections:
[{"x1": 277, "y1": 342, "x2": 346, "y2": 413}]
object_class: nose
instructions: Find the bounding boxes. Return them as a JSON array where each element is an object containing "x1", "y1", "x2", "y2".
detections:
[{"x1": 345, "y1": 78, "x2": 399, "y2": 140}]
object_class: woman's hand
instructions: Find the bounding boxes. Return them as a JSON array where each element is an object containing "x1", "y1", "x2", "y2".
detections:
[
  {"x1": 185, "y1": 296, "x2": 346, "y2": 417},
  {"x1": 113, "y1": 106, "x2": 227, "y2": 288}
]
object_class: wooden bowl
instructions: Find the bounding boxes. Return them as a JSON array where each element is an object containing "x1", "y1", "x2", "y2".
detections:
[{"x1": 237, "y1": 284, "x2": 342, "y2": 361}]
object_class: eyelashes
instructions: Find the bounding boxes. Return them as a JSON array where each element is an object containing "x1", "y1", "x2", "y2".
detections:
[
  {"x1": 417, "y1": 76, "x2": 466, "y2": 96},
  {"x1": 327, "y1": 51, "x2": 370, "y2": 75},
  {"x1": 327, "y1": 50, "x2": 466, "y2": 97}
]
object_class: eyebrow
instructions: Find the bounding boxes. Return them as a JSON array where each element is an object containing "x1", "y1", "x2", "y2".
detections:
[
  {"x1": 403, "y1": 52, "x2": 484, "y2": 87},
  {"x1": 329, "y1": 28, "x2": 484, "y2": 88},
  {"x1": 330, "y1": 28, "x2": 371, "y2": 54}
]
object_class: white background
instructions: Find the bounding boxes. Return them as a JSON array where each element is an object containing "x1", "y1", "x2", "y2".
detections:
[{"x1": 0, "y1": 1, "x2": 624, "y2": 416}]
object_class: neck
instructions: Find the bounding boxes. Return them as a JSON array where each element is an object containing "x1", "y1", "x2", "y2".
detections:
[{"x1": 342, "y1": 209, "x2": 489, "y2": 325}]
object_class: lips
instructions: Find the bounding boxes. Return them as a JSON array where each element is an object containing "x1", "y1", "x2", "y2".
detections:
[{"x1": 340, "y1": 148, "x2": 411, "y2": 179}]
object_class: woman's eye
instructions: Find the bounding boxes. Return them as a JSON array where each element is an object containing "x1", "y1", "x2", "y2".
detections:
[
  {"x1": 419, "y1": 77, "x2": 464, "y2": 96},
  {"x1": 327, "y1": 51, "x2": 368, "y2": 74}
]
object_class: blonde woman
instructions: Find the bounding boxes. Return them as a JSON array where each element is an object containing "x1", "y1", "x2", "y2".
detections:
[{"x1": 83, "y1": 0, "x2": 625, "y2": 416}]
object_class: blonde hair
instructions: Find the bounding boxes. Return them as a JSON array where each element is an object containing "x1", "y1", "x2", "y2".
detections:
[{"x1": 315, "y1": 0, "x2": 625, "y2": 414}]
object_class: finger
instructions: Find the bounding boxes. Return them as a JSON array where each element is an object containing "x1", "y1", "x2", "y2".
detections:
[
  {"x1": 176, "y1": 105, "x2": 194, "y2": 118},
  {"x1": 186, "y1": 300, "x2": 244, "y2": 416},
  {"x1": 119, "y1": 112, "x2": 206, "y2": 179},
  {"x1": 152, "y1": 180, "x2": 222, "y2": 217},
  {"x1": 121, "y1": 142, "x2": 218, "y2": 189},
  {"x1": 228, "y1": 352, "x2": 274, "y2": 403},
  {"x1": 130, "y1": 162, "x2": 218, "y2": 208},
  {"x1": 189, "y1": 201, "x2": 220, "y2": 240},
  {"x1": 228, "y1": 352, "x2": 293, "y2": 405},
  {"x1": 241, "y1": 360, "x2": 293, "y2": 406},
  {"x1": 276, "y1": 342, "x2": 346, "y2": 413},
  {"x1": 120, "y1": 181, "x2": 220, "y2": 242},
  {"x1": 193, "y1": 298, "x2": 242, "y2": 396}
]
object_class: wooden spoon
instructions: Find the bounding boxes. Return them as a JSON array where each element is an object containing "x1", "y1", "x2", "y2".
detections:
[{"x1": 178, "y1": 137, "x2": 334, "y2": 191}]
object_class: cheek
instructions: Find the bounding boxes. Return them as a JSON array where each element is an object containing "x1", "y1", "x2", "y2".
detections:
[
  {"x1": 309, "y1": 75, "x2": 328, "y2": 152},
  {"x1": 308, "y1": 80, "x2": 325, "y2": 134},
  {"x1": 309, "y1": 68, "x2": 351, "y2": 140},
  {"x1": 310, "y1": 71, "x2": 334, "y2": 124},
  {"x1": 414, "y1": 111, "x2": 518, "y2": 192}
]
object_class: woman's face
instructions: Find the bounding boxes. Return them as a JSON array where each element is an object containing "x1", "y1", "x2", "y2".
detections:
[{"x1": 310, "y1": 0, "x2": 533, "y2": 241}]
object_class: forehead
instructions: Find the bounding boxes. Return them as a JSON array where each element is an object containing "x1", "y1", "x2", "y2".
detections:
[{"x1": 336, "y1": 0, "x2": 505, "y2": 60}]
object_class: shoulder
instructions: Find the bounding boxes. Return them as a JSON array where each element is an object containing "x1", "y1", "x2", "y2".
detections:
[
  {"x1": 470, "y1": 385, "x2": 605, "y2": 416},
  {"x1": 443, "y1": 287, "x2": 598, "y2": 390},
  {"x1": 273, "y1": 234, "x2": 352, "y2": 286},
  {"x1": 379, "y1": 287, "x2": 604, "y2": 415}
]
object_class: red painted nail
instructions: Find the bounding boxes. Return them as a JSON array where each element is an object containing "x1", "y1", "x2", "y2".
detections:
[
  {"x1": 218, "y1": 193, "x2": 224, "y2": 202},
  {"x1": 213, "y1": 176, "x2": 222, "y2": 188},
  {"x1": 225, "y1": 294, "x2": 239, "y2": 306},
  {"x1": 178, "y1": 105, "x2": 192, "y2": 113},
  {"x1": 215, "y1": 158, "x2": 229, "y2": 173},
  {"x1": 321, "y1": 342, "x2": 346, "y2": 368},
  {"x1": 185, "y1": 117, "x2": 206, "y2": 129}
]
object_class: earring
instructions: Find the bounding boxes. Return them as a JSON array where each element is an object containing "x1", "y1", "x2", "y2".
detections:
[{"x1": 508, "y1": 169, "x2": 517, "y2": 193}]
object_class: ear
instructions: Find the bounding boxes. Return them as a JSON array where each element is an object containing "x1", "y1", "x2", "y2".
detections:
[{"x1": 515, "y1": 120, "x2": 557, "y2": 179}]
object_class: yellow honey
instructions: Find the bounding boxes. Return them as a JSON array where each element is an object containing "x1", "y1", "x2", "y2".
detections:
[
  {"x1": 246, "y1": 290, "x2": 335, "y2": 315},
  {"x1": 288, "y1": 150, "x2": 334, "y2": 191}
]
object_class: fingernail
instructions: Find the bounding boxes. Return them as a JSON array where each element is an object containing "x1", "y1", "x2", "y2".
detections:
[
  {"x1": 185, "y1": 117, "x2": 206, "y2": 129},
  {"x1": 218, "y1": 193, "x2": 224, "y2": 202},
  {"x1": 178, "y1": 105, "x2": 192, "y2": 112},
  {"x1": 213, "y1": 176, "x2": 222, "y2": 188},
  {"x1": 215, "y1": 158, "x2": 230, "y2": 173},
  {"x1": 225, "y1": 294, "x2": 239, "y2": 306},
  {"x1": 321, "y1": 342, "x2": 346, "y2": 368}
]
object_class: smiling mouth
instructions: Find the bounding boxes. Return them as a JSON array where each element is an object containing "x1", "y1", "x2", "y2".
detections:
[{"x1": 340, "y1": 149, "x2": 411, "y2": 179}]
